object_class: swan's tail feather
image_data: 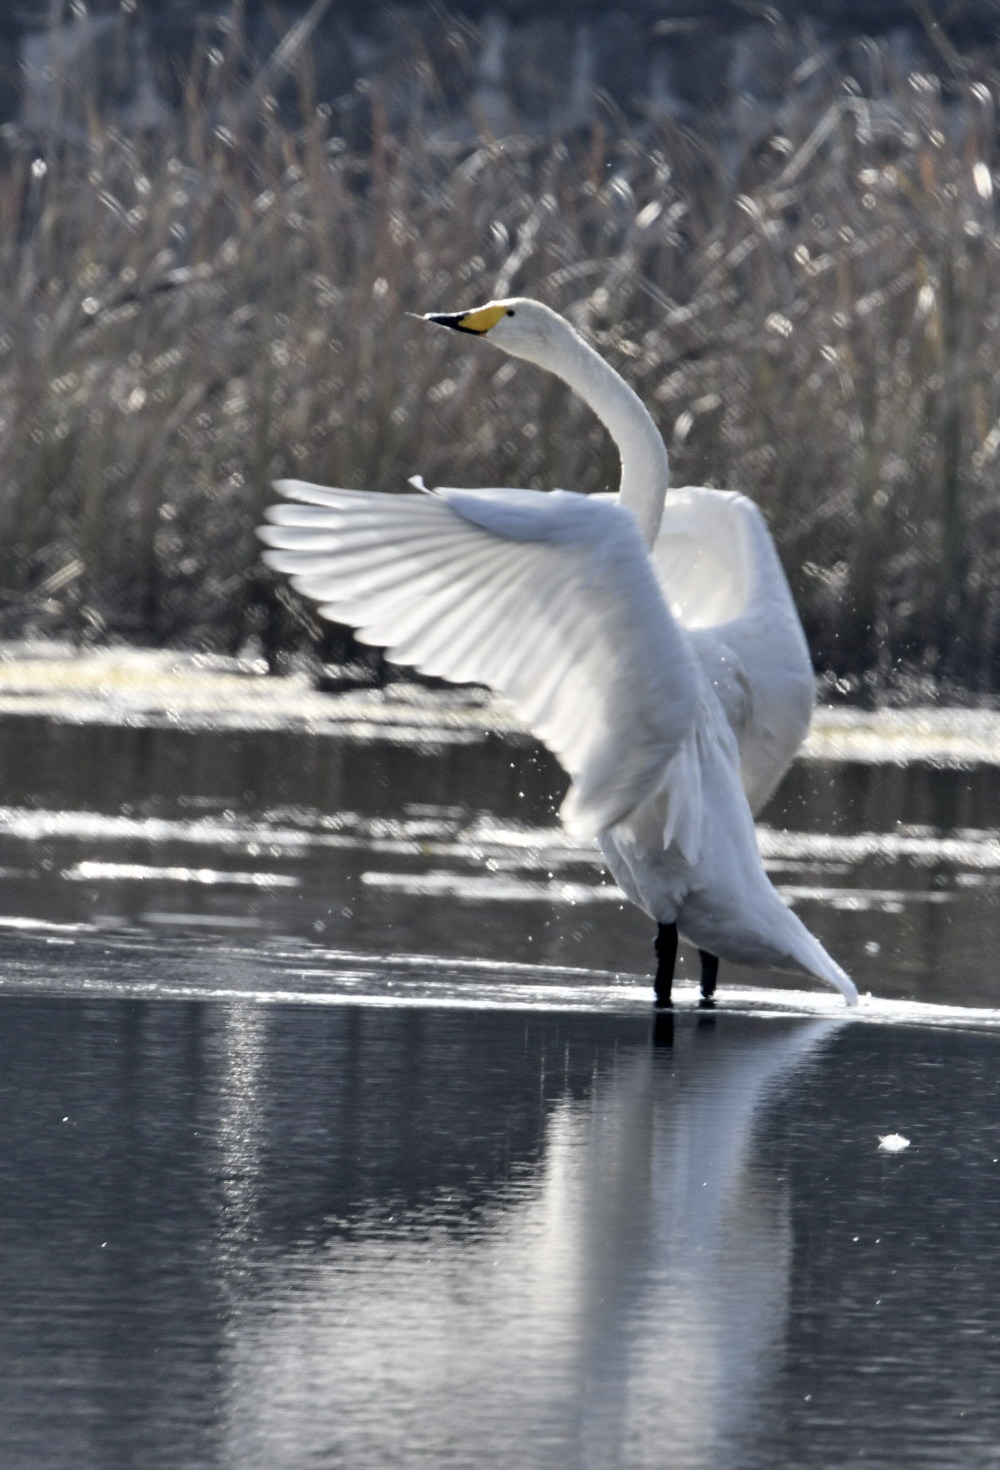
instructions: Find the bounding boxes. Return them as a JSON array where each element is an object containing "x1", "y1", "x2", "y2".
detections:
[{"x1": 787, "y1": 923, "x2": 858, "y2": 1007}]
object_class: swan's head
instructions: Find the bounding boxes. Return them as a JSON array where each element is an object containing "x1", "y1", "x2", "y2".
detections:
[{"x1": 423, "y1": 297, "x2": 576, "y2": 370}]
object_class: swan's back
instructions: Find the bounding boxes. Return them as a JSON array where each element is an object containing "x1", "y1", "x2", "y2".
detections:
[{"x1": 649, "y1": 487, "x2": 815, "y2": 813}]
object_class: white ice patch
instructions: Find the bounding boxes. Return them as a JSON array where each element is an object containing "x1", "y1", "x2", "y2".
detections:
[{"x1": 878, "y1": 1133, "x2": 911, "y2": 1153}]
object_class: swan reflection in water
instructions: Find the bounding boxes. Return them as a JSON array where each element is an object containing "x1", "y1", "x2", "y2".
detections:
[{"x1": 218, "y1": 1012, "x2": 839, "y2": 1469}]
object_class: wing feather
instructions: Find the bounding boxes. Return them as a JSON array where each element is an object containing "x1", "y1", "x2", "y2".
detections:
[
  {"x1": 259, "y1": 480, "x2": 703, "y2": 838},
  {"x1": 650, "y1": 486, "x2": 815, "y2": 812}
]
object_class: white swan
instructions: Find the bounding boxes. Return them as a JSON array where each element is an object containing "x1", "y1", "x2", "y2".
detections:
[{"x1": 258, "y1": 298, "x2": 857, "y2": 1007}]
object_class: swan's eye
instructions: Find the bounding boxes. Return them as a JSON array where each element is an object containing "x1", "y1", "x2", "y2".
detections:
[{"x1": 506, "y1": 309, "x2": 515, "y2": 316}]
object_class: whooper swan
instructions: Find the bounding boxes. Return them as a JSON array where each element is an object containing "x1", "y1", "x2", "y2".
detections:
[{"x1": 258, "y1": 298, "x2": 857, "y2": 1008}]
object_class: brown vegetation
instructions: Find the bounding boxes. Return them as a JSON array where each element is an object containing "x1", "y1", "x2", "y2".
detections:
[{"x1": 2, "y1": 16, "x2": 1000, "y2": 699}]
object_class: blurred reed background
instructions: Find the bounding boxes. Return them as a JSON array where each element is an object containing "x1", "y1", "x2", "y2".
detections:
[{"x1": 2, "y1": 5, "x2": 1000, "y2": 700}]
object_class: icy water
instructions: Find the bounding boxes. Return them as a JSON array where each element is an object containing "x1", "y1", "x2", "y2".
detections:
[{"x1": 2, "y1": 695, "x2": 1000, "y2": 1468}]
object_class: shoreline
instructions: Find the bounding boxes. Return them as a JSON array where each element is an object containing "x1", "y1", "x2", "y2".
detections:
[{"x1": 0, "y1": 641, "x2": 998, "y2": 765}]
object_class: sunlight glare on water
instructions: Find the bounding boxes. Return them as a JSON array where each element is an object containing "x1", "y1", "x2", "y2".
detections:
[{"x1": 0, "y1": 709, "x2": 996, "y2": 1003}]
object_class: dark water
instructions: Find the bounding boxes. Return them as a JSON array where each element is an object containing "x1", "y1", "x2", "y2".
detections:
[
  {"x1": 2, "y1": 987, "x2": 1000, "y2": 1469},
  {"x1": 1, "y1": 713, "x2": 1000, "y2": 1467}
]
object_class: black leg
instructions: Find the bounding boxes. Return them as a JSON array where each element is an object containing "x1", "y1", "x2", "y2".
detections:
[
  {"x1": 654, "y1": 922, "x2": 678, "y2": 1009},
  {"x1": 699, "y1": 950, "x2": 719, "y2": 1008}
]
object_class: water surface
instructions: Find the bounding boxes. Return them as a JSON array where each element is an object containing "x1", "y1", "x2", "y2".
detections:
[
  {"x1": 0, "y1": 712, "x2": 998, "y2": 1003},
  {"x1": 2, "y1": 985, "x2": 999, "y2": 1469},
  {"x1": 0, "y1": 703, "x2": 999, "y2": 1467}
]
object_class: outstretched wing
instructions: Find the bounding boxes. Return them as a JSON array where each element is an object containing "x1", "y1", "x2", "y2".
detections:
[
  {"x1": 259, "y1": 479, "x2": 703, "y2": 840},
  {"x1": 650, "y1": 486, "x2": 815, "y2": 813}
]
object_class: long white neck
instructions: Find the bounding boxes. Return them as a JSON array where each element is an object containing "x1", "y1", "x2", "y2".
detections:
[{"x1": 534, "y1": 326, "x2": 669, "y2": 547}]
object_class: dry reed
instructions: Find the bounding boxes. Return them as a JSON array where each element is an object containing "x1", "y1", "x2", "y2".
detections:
[{"x1": 2, "y1": 13, "x2": 1000, "y2": 700}]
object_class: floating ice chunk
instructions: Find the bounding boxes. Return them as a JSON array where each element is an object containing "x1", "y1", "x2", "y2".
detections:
[{"x1": 878, "y1": 1133, "x2": 911, "y2": 1153}]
